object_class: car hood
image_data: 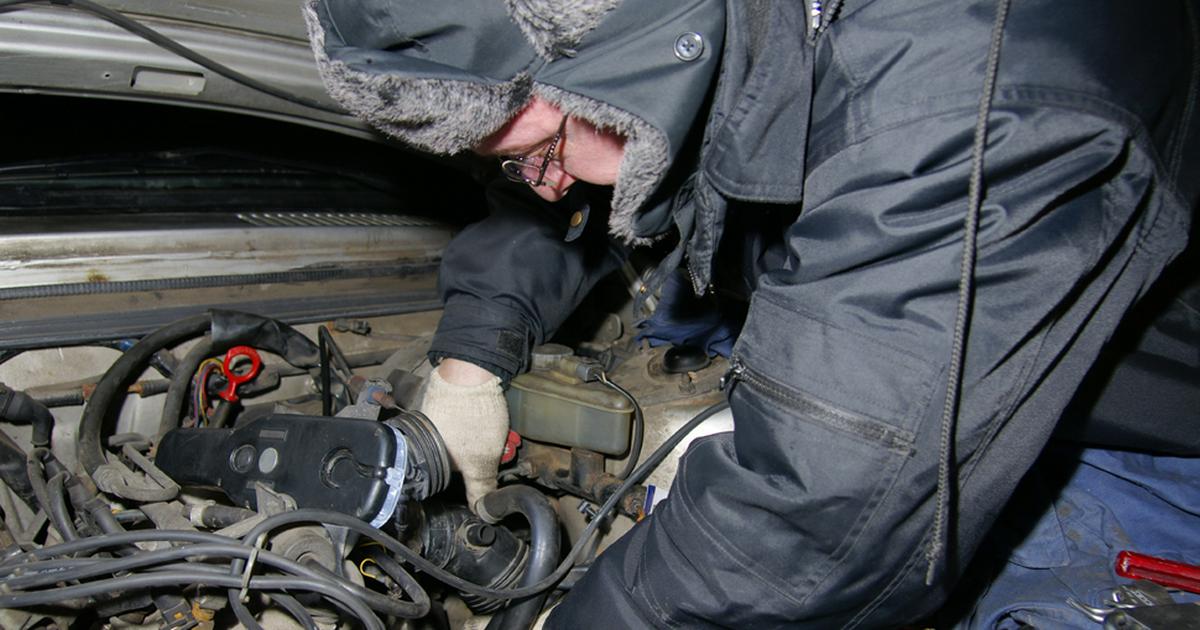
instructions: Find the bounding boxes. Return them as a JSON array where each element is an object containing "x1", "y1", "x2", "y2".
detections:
[{"x1": 0, "y1": 0, "x2": 367, "y2": 137}]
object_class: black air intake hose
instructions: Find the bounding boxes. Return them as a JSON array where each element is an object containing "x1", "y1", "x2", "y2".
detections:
[
  {"x1": 421, "y1": 503, "x2": 528, "y2": 615},
  {"x1": 479, "y1": 486, "x2": 561, "y2": 630}
]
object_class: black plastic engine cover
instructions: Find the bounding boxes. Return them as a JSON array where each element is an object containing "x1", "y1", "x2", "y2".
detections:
[{"x1": 156, "y1": 414, "x2": 399, "y2": 520}]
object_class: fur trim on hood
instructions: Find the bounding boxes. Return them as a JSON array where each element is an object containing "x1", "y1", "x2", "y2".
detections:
[
  {"x1": 505, "y1": 0, "x2": 622, "y2": 59},
  {"x1": 306, "y1": 0, "x2": 724, "y2": 244}
]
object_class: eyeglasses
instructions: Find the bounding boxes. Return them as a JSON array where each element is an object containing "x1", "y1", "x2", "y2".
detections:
[{"x1": 499, "y1": 115, "x2": 568, "y2": 187}]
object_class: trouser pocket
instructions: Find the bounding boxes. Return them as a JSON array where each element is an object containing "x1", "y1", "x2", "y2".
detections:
[{"x1": 713, "y1": 362, "x2": 914, "y2": 592}]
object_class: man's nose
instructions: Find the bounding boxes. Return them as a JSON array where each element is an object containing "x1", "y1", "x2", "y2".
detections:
[{"x1": 532, "y1": 166, "x2": 575, "y2": 202}]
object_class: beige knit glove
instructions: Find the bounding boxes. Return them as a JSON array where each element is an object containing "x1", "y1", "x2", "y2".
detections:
[{"x1": 419, "y1": 369, "x2": 510, "y2": 513}]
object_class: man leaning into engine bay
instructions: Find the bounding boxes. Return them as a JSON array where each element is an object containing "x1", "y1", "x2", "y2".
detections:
[{"x1": 304, "y1": 0, "x2": 1199, "y2": 627}]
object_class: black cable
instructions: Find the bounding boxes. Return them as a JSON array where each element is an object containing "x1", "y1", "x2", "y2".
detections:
[
  {"x1": 0, "y1": 571, "x2": 382, "y2": 630},
  {"x1": 230, "y1": 591, "x2": 265, "y2": 630},
  {"x1": 307, "y1": 560, "x2": 428, "y2": 620},
  {"x1": 226, "y1": 575, "x2": 374, "y2": 630},
  {"x1": 319, "y1": 328, "x2": 333, "y2": 416},
  {"x1": 44, "y1": 473, "x2": 78, "y2": 543},
  {"x1": 3, "y1": 534, "x2": 424, "y2": 621},
  {"x1": 598, "y1": 375, "x2": 643, "y2": 481},
  {"x1": 6, "y1": 542, "x2": 308, "y2": 590},
  {"x1": 318, "y1": 326, "x2": 354, "y2": 415},
  {"x1": 22, "y1": 471, "x2": 205, "y2": 625},
  {"x1": 366, "y1": 548, "x2": 432, "y2": 619},
  {"x1": 22, "y1": 454, "x2": 51, "y2": 518},
  {"x1": 270, "y1": 593, "x2": 320, "y2": 630},
  {"x1": 331, "y1": 556, "x2": 429, "y2": 614},
  {"x1": 3, "y1": 540, "x2": 376, "y2": 630},
  {"x1": 0, "y1": 0, "x2": 344, "y2": 114},
  {"x1": 24, "y1": 451, "x2": 77, "y2": 542},
  {"x1": 3, "y1": 528, "x2": 226, "y2": 563}
]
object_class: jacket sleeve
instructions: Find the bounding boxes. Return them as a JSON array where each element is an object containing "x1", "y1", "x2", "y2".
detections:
[
  {"x1": 549, "y1": 99, "x2": 1194, "y2": 628},
  {"x1": 428, "y1": 180, "x2": 626, "y2": 381}
]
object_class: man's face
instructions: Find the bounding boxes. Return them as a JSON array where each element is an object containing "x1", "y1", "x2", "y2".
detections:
[{"x1": 476, "y1": 97, "x2": 627, "y2": 202}]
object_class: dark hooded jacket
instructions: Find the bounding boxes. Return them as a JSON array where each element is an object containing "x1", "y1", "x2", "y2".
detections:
[{"x1": 309, "y1": 0, "x2": 1200, "y2": 626}]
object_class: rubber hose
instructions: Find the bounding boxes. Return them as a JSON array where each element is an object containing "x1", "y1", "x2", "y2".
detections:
[
  {"x1": 0, "y1": 430, "x2": 38, "y2": 509},
  {"x1": 41, "y1": 451, "x2": 125, "y2": 541},
  {"x1": 270, "y1": 594, "x2": 320, "y2": 630},
  {"x1": 158, "y1": 336, "x2": 217, "y2": 440},
  {"x1": 192, "y1": 504, "x2": 256, "y2": 529},
  {"x1": 0, "y1": 385, "x2": 56, "y2": 448},
  {"x1": 45, "y1": 473, "x2": 79, "y2": 542},
  {"x1": 366, "y1": 549, "x2": 432, "y2": 619},
  {"x1": 479, "y1": 486, "x2": 561, "y2": 630},
  {"x1": 78, "y1": 314, "x2": 211, "y2": 476},
  {"x1": 63, "y1": 457, "x2": 196, "y2": 628}
]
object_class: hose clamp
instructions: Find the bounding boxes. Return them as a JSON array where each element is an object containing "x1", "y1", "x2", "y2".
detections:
[{"x1": 369, "y1": 424, "x2": 408, "y2": 528}]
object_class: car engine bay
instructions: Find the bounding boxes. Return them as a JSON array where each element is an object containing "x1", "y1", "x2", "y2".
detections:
[
  {"x1": 0, "y1": 224, "x2": 733, "y2": 629},
  {"x1": 0, "y1": 84, "x2": 732, "y2": 628}
]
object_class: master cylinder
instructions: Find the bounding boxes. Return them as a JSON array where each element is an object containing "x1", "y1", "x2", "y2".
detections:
[{"x1": 505, "y1": 344, "x2": 632, "y2": 455}]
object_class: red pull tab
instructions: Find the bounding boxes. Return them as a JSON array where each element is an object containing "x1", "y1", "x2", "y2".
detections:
[
  {"x1": 500, "y1": 430, "x2": 522, "y2": 465},
  {"x1": 218, "y1": 346, "x2": 262, "y2": 403},
  {"x1": 1116, "y1": 550, "x2": 1200, "y2": 594}
]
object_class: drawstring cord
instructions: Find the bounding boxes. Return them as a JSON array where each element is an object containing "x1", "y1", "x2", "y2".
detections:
[{"x1": 926, "y1": 0, "x2": 1013, "y2": 587}]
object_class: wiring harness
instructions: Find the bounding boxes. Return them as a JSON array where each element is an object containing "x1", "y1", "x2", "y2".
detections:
[{"x1": 0, "y1": 310, "x2": 728, "y2": 628}]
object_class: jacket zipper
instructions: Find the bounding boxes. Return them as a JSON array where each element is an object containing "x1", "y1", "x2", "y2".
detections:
[
  {"x1": 685, "y1": 256, "x2": 712, "y2": 296},
  {"x1": 720, "y1": 359, "x2": 746, "y2": 393},
  {"x1": 722, "y1": 358, "x2": 914, "y2": 453}
]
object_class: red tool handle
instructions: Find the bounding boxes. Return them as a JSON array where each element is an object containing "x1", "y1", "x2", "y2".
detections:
[
  {"x1": 1116, "y1": 550, "x2": 1200, "y2": 594},
  {"x1": 218, "y1": 346, "x2": 262, "y2": 403}
]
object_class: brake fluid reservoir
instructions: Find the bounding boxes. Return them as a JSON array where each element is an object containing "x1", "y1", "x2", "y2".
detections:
[{"x1": 505, "y1": 347, "x2": 632, "y2": 455}]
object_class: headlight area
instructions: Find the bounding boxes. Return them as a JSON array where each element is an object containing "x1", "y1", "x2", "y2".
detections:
[{"x1": 0, "y1": 300, "x2": 731, "y2": 629}]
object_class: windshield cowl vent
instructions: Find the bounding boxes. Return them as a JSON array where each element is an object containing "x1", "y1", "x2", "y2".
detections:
[{"x1": 237, "y1": 212, "x2": 437, "y2": 228}]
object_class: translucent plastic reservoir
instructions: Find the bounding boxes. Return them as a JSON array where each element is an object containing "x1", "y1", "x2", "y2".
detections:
[{"x1": 505, "y1": 371, "x2": 633, "y2": 456}]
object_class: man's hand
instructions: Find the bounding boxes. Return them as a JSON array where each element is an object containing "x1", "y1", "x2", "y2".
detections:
[{"x1": 419, "y1": 358, "x2": 510, "y2": 513}]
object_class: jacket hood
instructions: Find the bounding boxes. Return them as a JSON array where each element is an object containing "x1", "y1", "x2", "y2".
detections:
[{"x1": 304, "y1": 0, "x2": 725, "y2": 243}]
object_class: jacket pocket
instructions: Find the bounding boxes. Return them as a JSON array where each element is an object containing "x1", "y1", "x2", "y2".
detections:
[
  {"x1": 732, "y1": 293, "x2": 938, "y2": 439},
  {"x1": 686, "y1": 293, "x2": 941, "y2": 596}
]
